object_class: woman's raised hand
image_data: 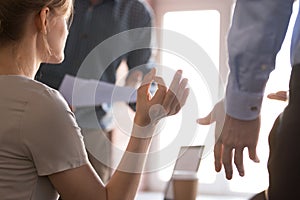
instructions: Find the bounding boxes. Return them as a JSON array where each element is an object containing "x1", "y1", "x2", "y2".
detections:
[{"x1": 134, "y1": 69, "x2": 189, "y2": 127}]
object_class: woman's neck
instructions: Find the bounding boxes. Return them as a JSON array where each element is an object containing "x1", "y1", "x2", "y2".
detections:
[{"x1": 0, "y1": 42, "x2": 40, "y2": 79}]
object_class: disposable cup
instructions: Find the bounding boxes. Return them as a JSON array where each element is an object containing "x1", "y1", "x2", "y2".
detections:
[{"x1": 172, "y1": 170, "x2": 198, "y2": 200}]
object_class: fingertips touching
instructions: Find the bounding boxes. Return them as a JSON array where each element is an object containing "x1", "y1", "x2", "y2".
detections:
[
  {"x1": 141, "y1": 68, "x2": 156, "y2": 86},
  {"x1": 151, "y1": 76, "x2": 167, "y2": 103},
  {"x1": 138, "y1": 68, "x2": 156, "y2": 97}
]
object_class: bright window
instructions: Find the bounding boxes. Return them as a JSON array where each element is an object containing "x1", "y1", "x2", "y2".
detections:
[
  {"x1": 159, "y1": 10, "x2": 220, "y2": 184},
  {"x1": 148, "y1": 0, "x2": 297, "y2": 197}
]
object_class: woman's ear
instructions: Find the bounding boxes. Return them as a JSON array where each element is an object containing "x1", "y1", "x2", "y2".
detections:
[{"x1": 35, "y1": 7, "x2": 50, "y2": 34}]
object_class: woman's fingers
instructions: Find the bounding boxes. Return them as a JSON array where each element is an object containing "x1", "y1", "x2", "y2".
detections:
[
  {"x1": 161, "y1": 70, "x2": 190, "y2": 116},
  {"x1": 162, "y1": 70, "x2": 182, "y2": 109},
  {"x1": 169, "y1": 70, "x2": 182, "y2": 93},
  {"x1": 176, "y1": 78, "x2": 188, "y2": 104},
  {"x1": 169, "y1": 78, "x2": 189, "y2": 115},
  {"x1": 139, "y1": 69, "x2": 189, "y2": 123},
  {"x1": 147, "y1": 77, "x2": 168, "y2": 122},
  {"x1": 138, "y1": 68, "x2": 156, "y2": 101},
  {"x1": 179, "y1": 87, "x2": 189, "y2": 109},
  {"x1": 151, "y1": 76, "x2": 167, "y2": 103}
]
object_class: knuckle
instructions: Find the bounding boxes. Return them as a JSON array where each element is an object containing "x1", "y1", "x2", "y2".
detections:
[{"x1": 222, "y1": 158, "x2": 231, "y2": 166}]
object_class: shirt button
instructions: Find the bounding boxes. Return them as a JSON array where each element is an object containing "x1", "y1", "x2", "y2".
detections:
[{"x1": 250, "y1": 106, "x2": 258, "y2": 111}]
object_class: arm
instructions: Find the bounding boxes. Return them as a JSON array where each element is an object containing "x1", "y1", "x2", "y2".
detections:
[
  {"x1": 49, "y1": 69, "x2": 189, "y2": 200},
  {"x1": 125, "y1": 0, "x2": 154, "y2": 87},
  {"x1": 226, "y1": 0, "x2": 293, "y2": 120},
  {"x1": 124, "y1": 0, "x2": 155, "y2": 111},
  {"x1": 198, "y1": 0, "x2": 294, "y2": 180},
  {"x1": 223, "y1": 0, "x2": 293, "y2": 179}
]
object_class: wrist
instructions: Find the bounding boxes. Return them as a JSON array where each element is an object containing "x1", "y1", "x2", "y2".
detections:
[
  {"x1": 134, "y1": 115, "x2": 150, "y2": 127},
  {"x1": 131, "y1": 122, "x2": 156, "y2": 139}
]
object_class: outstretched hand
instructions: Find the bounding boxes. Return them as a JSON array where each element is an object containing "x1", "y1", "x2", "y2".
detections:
[
  {"x1": 134, "y1": 69, "x2": 189, "y2": 128},
  {"x1": 197, "y1": 100, "x2": 260, "y2": 180}
]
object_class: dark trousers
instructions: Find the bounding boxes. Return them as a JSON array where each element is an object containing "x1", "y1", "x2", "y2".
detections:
[{"x1": 267, "y1": 66, "x2": 300, "y2": 199}]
